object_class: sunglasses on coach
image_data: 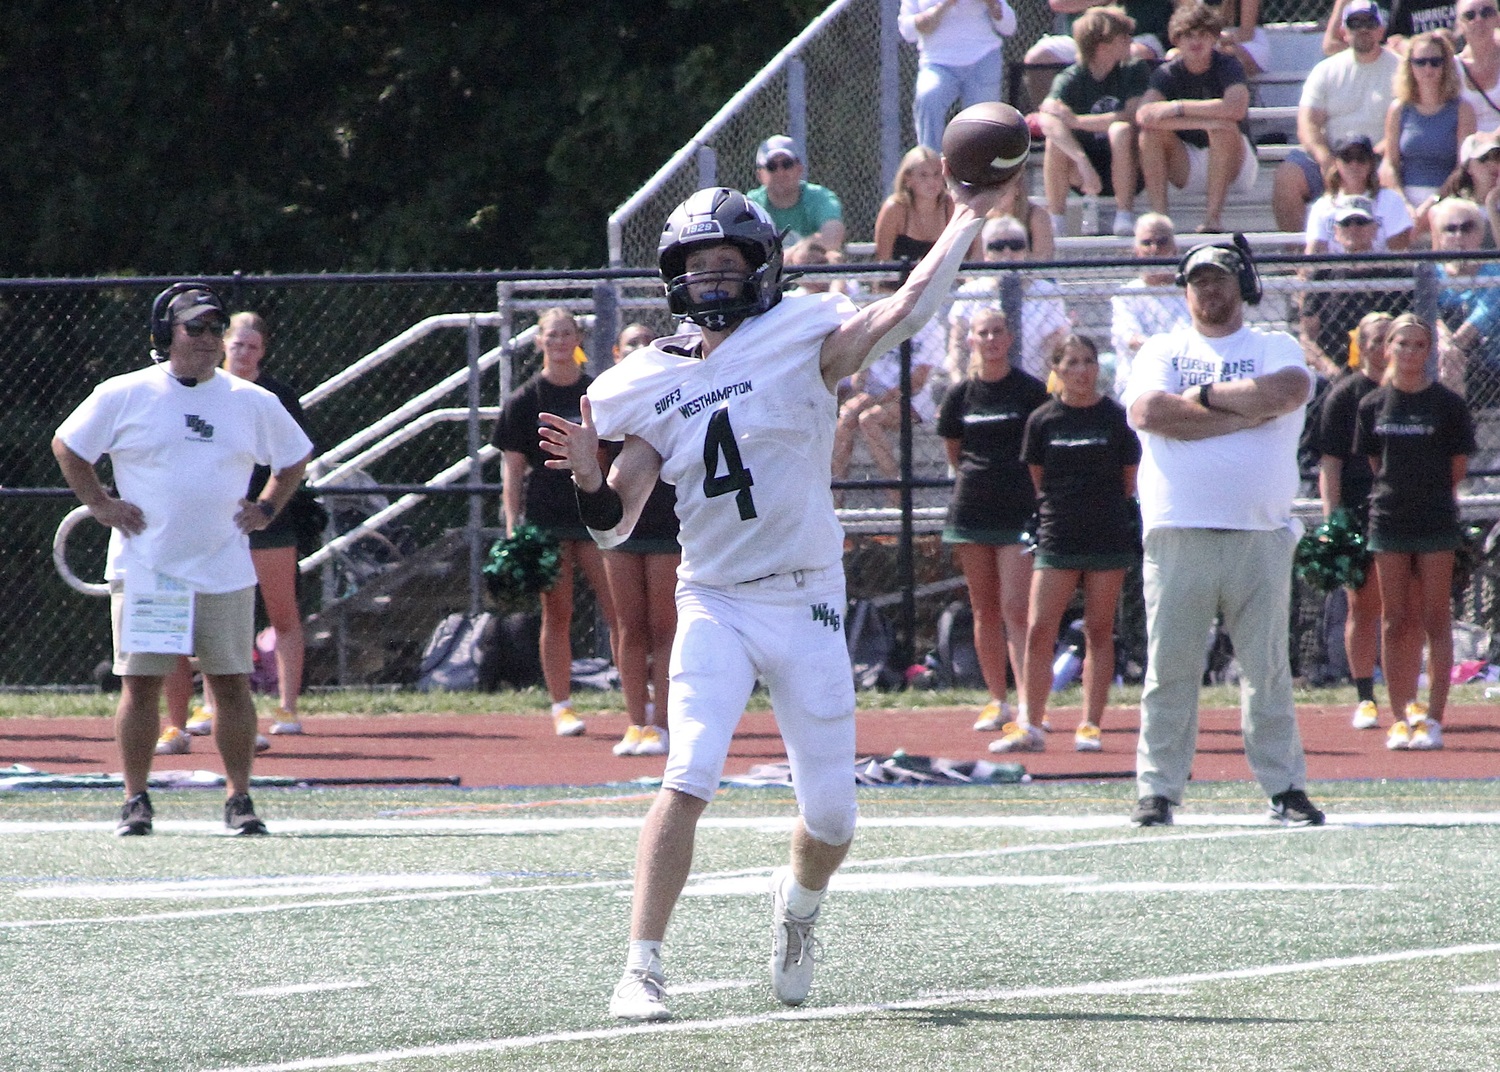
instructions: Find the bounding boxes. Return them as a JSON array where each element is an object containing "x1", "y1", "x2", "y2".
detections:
[
  {"x1": 761, "y1": 158, "x2": 798, "y2": 172},
  {"x1": 987, "y1": 238, "x2": 1027, "y2": 252},
  {"x1": 182, "y1": 318, "x2": 227, "y2": 337}
]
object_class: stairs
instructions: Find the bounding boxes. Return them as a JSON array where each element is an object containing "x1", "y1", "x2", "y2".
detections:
[{"x1": 303, "y1": 527, "x2": 501, "y2": 687}]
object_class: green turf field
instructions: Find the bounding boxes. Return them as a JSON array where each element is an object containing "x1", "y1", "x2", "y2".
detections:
[{"x1": 5, "y1": 780, "x2": 1500, "y2": 1071}]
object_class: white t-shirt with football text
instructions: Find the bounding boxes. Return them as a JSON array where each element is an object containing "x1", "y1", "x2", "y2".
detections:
[
  {"x1": 588, "y1": 292, "x2": 854, "y2": 587},
  {"x1": 1122, "y1": 324, "x2": 1311, "y2": 534},
  {"x1": 56, "y1": 365, "x2": 314, "y2": 593}
]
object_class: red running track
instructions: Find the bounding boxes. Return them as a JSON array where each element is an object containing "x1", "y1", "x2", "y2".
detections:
[{"x1": 3, "y1": 702, "x2": 1498, "y2": 788}]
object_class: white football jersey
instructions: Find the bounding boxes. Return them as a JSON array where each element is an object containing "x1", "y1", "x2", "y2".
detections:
[{"x1": 589, "y1": 292, "x2": 855, "y2": 586}]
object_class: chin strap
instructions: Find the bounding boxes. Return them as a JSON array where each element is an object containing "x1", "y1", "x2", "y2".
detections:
[{"x1": 857, "y1": 216, "x2": 984, "y2": 372}]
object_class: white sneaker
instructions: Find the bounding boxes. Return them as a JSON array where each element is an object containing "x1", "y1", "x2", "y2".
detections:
[
  {"x1": 769, "y1": 867, "x2": 819, "y2": 1007},
  {"x1": 1351, "y1": 700, "x2": 1379, "y2": 730},
  {"x1": 609, "y1": 968, "x2": 671, "y2": 1021},
  {"x1": 269, "y1": 708, "x2": 303, "y2": 735},
  {"x1": 1408, "y1": 719, "x2": 1444, "y2": 750},
  {"x1": 154, "y1": 726, "x2": 190, "y2": 755},
  {"x1": 1112, "y1": 209, "x2": 1137, "y2": 238},
  {"x1": 633, "y1": 725, "x2": 668, "y2": 756},
  {"x1": 185, "y1": 706, "x2": 214, "y2": 736},
  {"x1": 255, "y1": 734, "x2": 271, "y2": 753},
  {"x1": 553, "y1": 706, "x2": 585, "y2": 737},
  {"x1": 988, "y1": 721, "x2": 1046, "y2": 753},
  {"x1": 973, "y1": 699, "x2": 1010, "y2": 732},
  {"x1": 613, "y1": 725, "x2": 643, "y2": 756}
]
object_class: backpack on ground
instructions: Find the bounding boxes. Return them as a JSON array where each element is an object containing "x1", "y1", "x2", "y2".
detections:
[
  {"x1": 934, "y1": 599, "x2": 985, "y2": 688},
  {"x1": 847, "y1": 598, "x2": 903, "y2": 691},
  {"x1": 416, "y1": 612, "x2": 495, "y2": 692}
]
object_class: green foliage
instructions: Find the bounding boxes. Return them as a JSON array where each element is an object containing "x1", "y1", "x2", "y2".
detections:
[{"x1": 0, "y1": 0, "x2": 821, "y2": 273}]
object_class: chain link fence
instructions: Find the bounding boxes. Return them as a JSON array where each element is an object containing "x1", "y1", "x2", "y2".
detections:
[{"x1": 8, "y1": 250, "x2": 1499, "y2": 690}]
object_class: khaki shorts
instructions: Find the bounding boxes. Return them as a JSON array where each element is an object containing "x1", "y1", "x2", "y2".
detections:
[{"x1": 110, "y1": 583, "x2": 255, "y2": 677}]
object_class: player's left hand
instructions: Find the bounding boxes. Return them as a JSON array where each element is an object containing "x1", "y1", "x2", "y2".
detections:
[{"x1": 539, "y1": 397, "x2": 605, "y2": 491}]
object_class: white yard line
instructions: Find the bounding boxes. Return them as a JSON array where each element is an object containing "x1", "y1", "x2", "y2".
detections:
[{"x1": 197, "y1": 941, "x2": 1500, "y2": 1072}]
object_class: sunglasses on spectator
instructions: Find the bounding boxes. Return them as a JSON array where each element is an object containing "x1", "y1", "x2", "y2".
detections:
[
  {"x1": 1461, "y1": 5, "x2": 1498, "y2": 19},
  {"x1": 1409, "y1": 55, "x2": 1445, "y2": 67},
  {"x1": 761, "y1": 158, "x2": 798, "y2": 172},
  {"x1": 1336, "y1": 216, "x2": 1376, "y2": 226},
  {"x1": 1345, "y1": 15, "x2": 1381, "y2": 28},
  {"x1": 1443, "y1": 220, "x2": 1480, "y2": 235},
  {"x1": 182, "y1": 318, "x2": 227, "y2": 337},
  {"x1": 987, "y1": 238, "x2": 1027, "y2": 251},
  {"x1": 1137, "y1": 235, "x2": 1175, "y2": 248}
]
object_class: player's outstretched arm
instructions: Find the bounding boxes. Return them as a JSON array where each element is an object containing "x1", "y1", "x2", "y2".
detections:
[
  {"x1": 539, "y1": 398, "x2": 660, "y2": 549},
  {"x1": 818, "y1": 168, "x2": 1009, "y2": 389}
]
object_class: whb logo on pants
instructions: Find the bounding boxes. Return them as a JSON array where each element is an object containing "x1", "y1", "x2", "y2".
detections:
[
  {"x1": 185, "y1": 414, "x2": 214, "y2": 440},
  {"x1": 810, "y1": 602, "x2": 841, "y2": 632}
]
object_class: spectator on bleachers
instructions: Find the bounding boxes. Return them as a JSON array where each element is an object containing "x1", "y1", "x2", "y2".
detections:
[
  {"x1": 1387, "y1": 0, "x2": 1459, "y2": 50},
  {"x1": 1023, "y1": 0, "x2": 1172, "y2": 112},
  {"x1": 1316, "y1": 311, "x2": 1393, "y2": 732},
  {"x1": 1038, "y1": 5, "x2": 1149, "y2": 238},
  {"x1": 873, "y1": 145, "x2": 955, "y2": 283},
  {"x1": 747, "y1": 135, "x2": 845, "y2": 251},
  {"x1": 899, "y1": 0, "x2": 1017, "y2": 152},
  {"x1": 1299, "y1": 195, "x2": 1412, "y2": 375},
  {"x1": 830, "y1": 321, "x2": 944, "y2": 507},
  {"x1": 947, "y1": 215, "x2": 1071, "y2": 380},
  {"x1": 1209, "y1": 0, "x2": 1269, "y2": 75},
  {"x1": 1456, "y1": 0, "x2": 1500, "y2": 132},
  {"x1": 1432, "y1": 196, "x2": 1500, "y2": 400},
  {"x1": 1437, "y1": 132, "x2": 1500, "y2": 245},
  {"x1": 1304, "y1": 134, "x2": 1415, "y2": 253},
  {"x1": 1381, "y1": 33, "x2": 1475, "y2": 219},
  {"x1": 1274, "y1": 0, "x2": 1401, "y2": 231},
  {"x1": 1136, "y1": 3, "x2": 1257, "y2": 234},
  {"x1": 783, "y1": 236, "x2": 848, "y2": 297},
  {"x1": 1111, "y1": 213, "x2": 1190, "y2": 392},
  {"x1": 937, "y1": 306, "x2": 1049, "y2": 738}
]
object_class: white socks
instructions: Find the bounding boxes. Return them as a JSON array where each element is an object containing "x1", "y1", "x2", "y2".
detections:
[
  {"x1": 779, "y1": 869, "x2": 825, "y2": 919},
  {"x1": 626, "y1": 940, "x2": 663, "y2": 975}
]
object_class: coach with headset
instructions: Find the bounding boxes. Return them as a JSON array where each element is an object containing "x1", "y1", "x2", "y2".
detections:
[
  {"x1": 51, "y1": 283, "x2": 313, "y2": 837},
  {"x1": 1121, "y1": 238, "x2": 1326, "y2": 829}
]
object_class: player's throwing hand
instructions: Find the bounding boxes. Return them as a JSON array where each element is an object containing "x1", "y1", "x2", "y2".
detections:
[{"x1": 539, "y1": 396, "x2": 604, "y2": 490}]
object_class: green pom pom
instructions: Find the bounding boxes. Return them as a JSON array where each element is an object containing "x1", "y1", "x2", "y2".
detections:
[
  {"x1": 483, "y1": 522, "x2": 562, "y2": 599},
  {"x1": 1295, "y1": 508, "x2": 1370, "y2": 592}
]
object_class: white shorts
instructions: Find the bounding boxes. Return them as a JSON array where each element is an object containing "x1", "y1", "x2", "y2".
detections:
[
  {"x1": 664, "y1": 564, "x2": 858, "y2": 846},
  {"x1": 1180, "y1": 136, "x2": 1259, "y2": 198}
]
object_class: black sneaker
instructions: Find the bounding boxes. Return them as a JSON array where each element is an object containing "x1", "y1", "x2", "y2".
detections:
[
  {"x1": 116, "y1": 791, "x2": 154, "y2": 837},
  {"x1": 1269, "y1": 789, "x2": 1325, "y2": 827},
  {"x1": 1130, "y1": 795, "x2": 1174, "y2": 826},
  {"x1": 224, "y1": 793, "x2": 268, "y2": 836}
]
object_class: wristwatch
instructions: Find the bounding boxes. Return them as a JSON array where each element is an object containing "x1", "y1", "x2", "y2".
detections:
[{"x1": 1198, "y1": 382, "x2": 1215, "y2": 410}]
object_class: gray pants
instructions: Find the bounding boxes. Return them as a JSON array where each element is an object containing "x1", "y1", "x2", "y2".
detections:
[{"x1": 1137, "y1": 527, "x2": 1309, "y2": 803}]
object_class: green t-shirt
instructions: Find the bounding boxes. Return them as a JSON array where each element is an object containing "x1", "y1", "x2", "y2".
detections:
[
  {"x1": 1048, "y1": 58, "x2": 1150, "y2": 120},
  {"x1": 746, "y1": 181, "x2": 843, "y2": 244}
]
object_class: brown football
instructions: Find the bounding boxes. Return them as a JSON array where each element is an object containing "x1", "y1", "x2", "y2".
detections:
[{"x1": 941, "y1": 102, "x2": 1031, "y2": 187}]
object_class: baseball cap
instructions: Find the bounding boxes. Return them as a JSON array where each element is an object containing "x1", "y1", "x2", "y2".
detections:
[
  {"x1": 755, "y1": 135, "x2": 802, "y2": 168},
  {"x1": 1179, "y1": 245, "x2": 1241, "y2": 282},
  {"x1": 1462, "y1": 131, "x2": 1500, "y2": 164},
  {"x1": 1342, "y1": 0, "x2": 1387, "y2": 26},
  {"x1": 166, "y1": 288, "x2": 227, "y2": 326},
  {"x1": 1331, "y1": 194, "x2": 1377, "y2": 224},
  {"x1": 1331, "y1": 132, "x2": 1375, "y2": 158}
]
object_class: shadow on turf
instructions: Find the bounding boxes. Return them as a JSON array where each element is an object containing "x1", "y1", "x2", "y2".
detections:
[{"x1": 894, "y1": 1008, "x2": 1309, "y2": 1027}]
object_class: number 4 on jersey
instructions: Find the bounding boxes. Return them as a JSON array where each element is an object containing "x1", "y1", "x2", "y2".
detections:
[{"x1": 701, "y1": 408, "x2": 757, "y2": 520}]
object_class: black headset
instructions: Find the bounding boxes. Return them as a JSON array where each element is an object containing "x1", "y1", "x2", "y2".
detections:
[
  {"x1": 1174, "y1": 233, "x2": 1263, "y2": 306},
  {"x1": 149, "y1": 281, "x2": 226, "y2": 358}
]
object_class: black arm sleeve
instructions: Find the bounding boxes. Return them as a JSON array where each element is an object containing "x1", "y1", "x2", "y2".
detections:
[{"x1": 574, "y1": 481, "x2": 624, "y2": 530}]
